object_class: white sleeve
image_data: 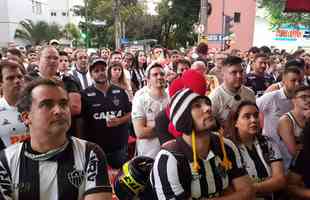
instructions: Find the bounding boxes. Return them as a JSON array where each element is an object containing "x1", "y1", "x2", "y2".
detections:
[{"x1": 131, "y1": 94, "x2": 146, "y2": 120}]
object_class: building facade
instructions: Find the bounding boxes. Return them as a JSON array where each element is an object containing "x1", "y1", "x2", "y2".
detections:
[
  {"x1": 207, "y1": 0, "x2": 256, "y2": 51},
  {"x1": 0, "y1": 0, "x2": 83, "y2": 47}
]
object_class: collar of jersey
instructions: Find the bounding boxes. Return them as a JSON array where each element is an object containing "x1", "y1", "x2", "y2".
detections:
[{"x1": 24, "y1": 140, "x2": 69, "y2": 161}]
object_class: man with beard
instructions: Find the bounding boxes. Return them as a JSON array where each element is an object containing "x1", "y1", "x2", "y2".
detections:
[
  {"x1": 257, "y1": 67, "x2": 303, "y2": 173},
  {"x1": 80, "y1": 59, "x2": 131, "y2": 169},
  {"x1": 132, "y1": 63, "x2": 169, "y2": 158},
  {"x1": 0, "y1": 60, "x2": 27, "y2": 150},
  {"x1": 209, "y1": 56, "x2": 255, "y2": 125},
  {"x1": 150, "y1": 88, "x2": 255, "y2": 199},
  {"x1": 0, "y1": 79, "x2": 112, "y2": 200},
  {"x1": 245, "y1": 53, "x2": 275, "y2": 97}
]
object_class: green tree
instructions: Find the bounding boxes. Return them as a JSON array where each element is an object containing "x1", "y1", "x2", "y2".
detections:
[
  {"x1": 72, "y1": 0, "x2": 144, "y2": 48},
  {"x1": 64, "y1": 23, "x2": 81, "y2": 40},
  {"x1": 259, "y1": 0, "x2": 310, "y2": 28},
  {"x1": 47, "y1": 23, "x2": 63, "y2": 41},
  {"x1": 15, "y1": 19, "x2": 63, "y2": 45},
  {"x1": 125, "y1": 14, "x2": 162, "y2": 41},
  {"x1": 157, "y1": 0, "x2": 200, "y2": 49},
  {"x1": 63, "y1": 23, "x2": 81, "y2": 47}
]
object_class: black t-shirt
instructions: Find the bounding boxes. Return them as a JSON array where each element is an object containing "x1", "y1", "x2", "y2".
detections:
[
  {"x1": 81, "y1": 85, "x2": 131, "y2": 153},
  {"x1": 245, "y1": 73, "x2": 275, "y2": 97}
]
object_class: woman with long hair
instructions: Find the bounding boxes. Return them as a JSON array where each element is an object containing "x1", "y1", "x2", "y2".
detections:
[
  {"x1": 131, "y1": 50, "x2": 147, "y2": 93},
  {"x1": 107, "y1": 62, "x2": 133, "y2": 101},
  {"x1": 227, "y1": 101, "x2": 286, "y2": 200}
]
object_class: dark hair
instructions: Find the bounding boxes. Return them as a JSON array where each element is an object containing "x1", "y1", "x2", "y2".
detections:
[
  {"x1": 110, "y1": 51, "x2": 122, "y2": 58},
  {"x1": 107, "y1": 62, "x2": 126, "y2": 87},
  {"x1": 223, "y1": 56, "x2": 243, "y2": 67},
  {"x1": 292, "y1": 49, "x2": 305, "y2": 58},
  {"x1": 173, "y1": 58, "x2": 191, "y2": 72},
  {"x1": 59, "y1": 51, "x2": 68, "y2": 57},
  {"x1": 293, "y1": 85, "x2": 310, "y2": 97},
  {"x1": 123, "y1": 52, "x2": 134, "y2": 59},
  {"x1": 0, "y1": 60, "x2": 26, "y2": 82},
  {"x1": 226, "y1": 101, "x2": 259, "y2": 144},
  {"x1": 146, "y1": 63, "x2": 163, "y2": 78},
  {"x1": 169, "y1": 49, "x2": 180, "y2": 57},
  {"x1": 26, "y1": 49, "x2": 36, "y2": 56},
  {"x1": 123, "y1": 52, "x2": 134, "y2": 68},
  {"x1": 17, "y1": 79, "x2": 66, "y2": 113},
  {"x1": 133, "y1": 50, "x2": 147, "y2": 70},
  {"x1": 285, "y1": 58, "x2": 305, "y2": 70},
  {"x1": 259, "y1": 46, "x2": 271, "y2": 55},
  {"x1": 7, "y1": 48, "x2": 22, "y2": 57},
  {"x1": 283, "y1": 66, "x2": 301, "y2": 76},
  {"x1": 254, "y1": 53, "x2": 268, "y2": 61},
  {"x1": 152, "y1": 45, "x2": 163, "y2": 52},
  {"x1": 196, "y1": 43, "x2": 208, "y2": 55},
  {"x1": 248, "y1": 46, "x2": 260, "y2": 54}
]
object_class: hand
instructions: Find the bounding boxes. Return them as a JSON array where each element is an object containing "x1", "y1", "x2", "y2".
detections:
[{"x1": 106, "y1": 117, "x2": 121, "y2": 128}]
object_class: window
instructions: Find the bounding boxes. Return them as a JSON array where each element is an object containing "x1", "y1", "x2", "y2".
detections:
[
  {"x1": 32, "y1": 1, "x2": 42, "y2": 15},
  {"x1": 62, "y1": 12, "x2": 67, "y2": 16},
  {"x1": 234, "y1": 12, "x2": 241, "y2": 23},
  {"x1": 32, "y1": 0, "x2": 36, "y2": 13},
  {"x1": 36, "y1": 2, "x2": 42, "y2": 15}
]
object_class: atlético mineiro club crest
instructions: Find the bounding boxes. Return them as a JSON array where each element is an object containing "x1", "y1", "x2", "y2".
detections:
[{"x1": 68, "y1": 169, "x2": 85, "y2": 188}]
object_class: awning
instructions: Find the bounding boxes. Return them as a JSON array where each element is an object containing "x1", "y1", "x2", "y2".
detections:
[{"x1": 284, "y1": 0, "x2": 310, "y2": 12}]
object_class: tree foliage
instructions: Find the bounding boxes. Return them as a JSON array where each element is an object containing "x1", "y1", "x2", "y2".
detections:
[
  {"x1": 126, "y1": 15, "x2": 162, "y2": 41},
  {"x1": 157, "y1": 0, "x2": 200, "y2": 49},
  {"x1": 64, "y1": 23, "x2": 81, "y2": 41},
  {"x1": 259, "y1": 0, "x2": 310, "y2": 29},
  {"x1": 72, "y1": 0, "x2": 144, "y2": 48},
  {"x1": 14, "y1": 19, "x2": 63, "y2": 45}
]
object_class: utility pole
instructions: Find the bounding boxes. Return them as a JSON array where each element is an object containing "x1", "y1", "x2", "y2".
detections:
[
  {"x1": 200, "y1": 0, "x2": 209, "y2": 44},
  {"x1": 84, "y1": 0, "x2": 89, "y2": 48},
  {"x1": 221, "y1": 0, "x2": 225, "y2": 50},
  {"x1": 113, "y1": 0, "x2": 121, "y2": 49}
]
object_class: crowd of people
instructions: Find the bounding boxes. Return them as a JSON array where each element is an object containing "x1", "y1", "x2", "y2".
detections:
[{"x1": 0, "y1": 41, "x2": 310, "y2": 199}]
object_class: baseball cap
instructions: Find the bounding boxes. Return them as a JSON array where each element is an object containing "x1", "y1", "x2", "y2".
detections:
[
  {"x1": 49, "y1": 39, "x2": 60, "y2": 45},
  {"x1": 89, "y1": 58, "x2": 107, "y2": 71}
]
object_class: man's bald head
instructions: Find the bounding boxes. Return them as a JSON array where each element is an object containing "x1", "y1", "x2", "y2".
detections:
[{"x1": 191, "y1": 61, "x2": 207, "y2": 75}]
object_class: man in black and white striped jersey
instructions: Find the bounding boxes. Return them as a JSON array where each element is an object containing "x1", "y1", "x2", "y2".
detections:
[
  {"x1": 0, "y1": 79, "x2": 112, "y2": 200},
  {"x1": 150, "y1": 88, "x2": 255, "y2": 200}
]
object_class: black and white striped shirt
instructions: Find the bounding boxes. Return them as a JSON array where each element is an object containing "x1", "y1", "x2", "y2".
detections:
[
  {"x1": 150, "y1": 133, "x2": 246, "y2": 199},
  {"x1": 238, "y1": 136, "x2": 282, "y2": 200},
  {"x1": 0, "y1": 137, "x2": 111, "y2": 200}
]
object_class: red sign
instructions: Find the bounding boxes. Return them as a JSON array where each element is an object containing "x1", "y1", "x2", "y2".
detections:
[
  {"x1": 276, "y1": 29, "x2": 303, "y2": 38},
  {"x1": 285, "y1": 0, "x2": 310, "y2": 12}
]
